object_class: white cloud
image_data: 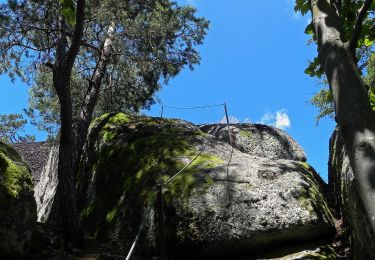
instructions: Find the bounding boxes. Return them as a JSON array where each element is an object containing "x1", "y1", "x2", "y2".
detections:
[
  {"x1": 275, "y1": 110, "x2": 291, "y2": 130},
  {"x1": 260, "y1": 112, "x2": 274, "y2": 125},
  {"x1": 220, "y1": 115, "x2": 240, "y2": 124},
  {"x1": 259, "y1": 110, "x2": 291, "y2": 130},
  {"x1": 243, "y1": 118, "x2": 251, "y2": 123}
]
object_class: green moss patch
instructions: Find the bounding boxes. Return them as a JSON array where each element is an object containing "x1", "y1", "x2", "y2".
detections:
[
  {"x1": 0, "y1": 142, "x2": 22, "y2": 162},
  {"x1": 0, "y1": 142, "x2": 33, "y2": 208},
  {"x1": 297, "y1": 162, "x2": 334, "y2": 225},
  {"x1": 239, "y1": 129, "x2": 252, "y2": 138}
]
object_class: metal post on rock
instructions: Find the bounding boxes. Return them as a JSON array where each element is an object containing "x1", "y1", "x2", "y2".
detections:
[{"x1": 224, "y1": 103, "x2": 233, "y2": 145}]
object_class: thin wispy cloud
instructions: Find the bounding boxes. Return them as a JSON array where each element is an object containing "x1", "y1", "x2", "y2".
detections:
[
  {"x1": 260, "y1": 113, "x2": 274, "y2": 125},
  {"x1": 220, "y1": 115, "x2": 240, "y2": 124},
  {"x1": 243, "y1": 118, "x2": 251, "y2": 123},
  {"x1": 260, "y1": 109, "x2": 291, "y2": 130}
]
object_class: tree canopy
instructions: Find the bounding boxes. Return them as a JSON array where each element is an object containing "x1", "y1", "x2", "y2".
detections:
[
  {"x1": 0, "y1": 114, "x2": 35, "y2": 143},
  {"x1": 1, "y1": 0, "x2": 209, "y2": 244},
  {"x1": 1, "y1": 0, "x2": 209, "y2": 138}
]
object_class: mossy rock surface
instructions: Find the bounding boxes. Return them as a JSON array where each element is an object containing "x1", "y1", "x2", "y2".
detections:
[
  {"x1": 78, "y1": 114, "x2": 219, "y2": 250},
  {"x1": 0, "y1": 141, "x2": 37, "y2": 257},
  {"x1": 78, "y1": 113, "x2": 335, "y2": 258}
]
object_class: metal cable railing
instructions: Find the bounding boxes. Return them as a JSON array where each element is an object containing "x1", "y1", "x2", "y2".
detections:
[{"x1": 125, "y1": 102, "x2": 235, "y2": 260}]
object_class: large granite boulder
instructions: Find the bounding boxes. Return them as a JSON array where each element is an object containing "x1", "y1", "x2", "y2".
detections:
[
  {"x1": 200, "y1": 123, "x2": 306, "y2": 161},
  {"x1": 0, "y1": 141, "x2": 37, "y2": 257},
  {"x1": 77, "y1": 113, "x2": 335, "y2": 258},
  {"x1": 329, "y1": 127, "x2": 375, "y2": 259}
]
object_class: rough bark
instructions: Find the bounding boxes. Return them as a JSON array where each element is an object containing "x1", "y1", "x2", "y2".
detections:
[
  {"x1": 310, "y1": 0, "x2": 375, "y2": 235},
  {"x1": 49, "y1": 15, "x2": 115, "y2": 246},
  {"x1": 48, "y1": 0, "x2": 86, "y2": 246}
]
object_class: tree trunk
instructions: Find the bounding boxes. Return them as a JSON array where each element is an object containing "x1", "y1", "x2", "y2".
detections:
[
  {"x1": 49, "y1": 137, "x2": 83, "y2": 246},
  {"x1": 311, "y1": 0, "x2": 375, "y2": 235},
  {"x1": 48, "y1": 0, "x2": 86, "y2": 246},
  {"x1": 49, "y1": 70, "x2": 84, "y2": 246},
  {"x1": 76, "y1": 22, "x2": 116, "y2": 155},
  {"x1": 49, "y1": 19, "x2": 115, "y2": 246}
]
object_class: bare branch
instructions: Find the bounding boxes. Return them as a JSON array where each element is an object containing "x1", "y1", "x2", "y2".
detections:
[
  {"x1": 12, "y1": 40, "x2": 56, "y2": 52},
  {"x1": 81, "y1": 40, "x2": 101, "y2": 53},
  {"x1": 349, "y1": 0, "x2": 373, "y2": 54}
]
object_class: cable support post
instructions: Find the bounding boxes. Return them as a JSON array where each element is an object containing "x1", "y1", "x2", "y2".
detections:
[
  {"x1": 160, "y1": 105, "x2": 164, "y2": 119},
  {"x1": 223, "y1": 102, "x2": 234, "y2": 207},
  {"x1": 224, "y1": 102, "x2": 233, "y2": 146}
]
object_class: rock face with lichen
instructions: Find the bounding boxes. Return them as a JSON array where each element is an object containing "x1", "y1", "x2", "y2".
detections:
[
  {"x1": 0, "y1": 141, "x2": 37, "y2": 258},
  {"x1": 329, "y1": 127, "x2": 375, "y2": 259},
  {"x1": 12, "y1": 142, "x2": 59, "y2": 223},
  {"x1": 77, "y1": 113, "x2": 335, "y2": 258},
  {"x1": 200, "y1": 123, "x2": 306, "y2": 161}
]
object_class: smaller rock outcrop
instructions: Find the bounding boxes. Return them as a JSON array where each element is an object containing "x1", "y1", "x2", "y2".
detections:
[
  {"x1": 34, "y1": 145, "x2": 59, "y2": 222},
  {"x1": 329, "y1": 127, "x2": 375, "y2": 259},
  {"x1": 12, "y1": 142, "x2": 59, "y2": 223},
  {"x1": 0, "y1": 141, "x2": 37, "y2": 257},
  {"x1": 200, "y1": 124, "x2": 306, "y2": 161}
]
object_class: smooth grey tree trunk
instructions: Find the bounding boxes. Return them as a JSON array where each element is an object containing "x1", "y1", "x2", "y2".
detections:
[{"x1": 310, "y1": 0, "x2": 375, "y2": 235}]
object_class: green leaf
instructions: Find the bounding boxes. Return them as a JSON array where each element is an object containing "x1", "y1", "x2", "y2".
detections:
[
  {"x1": 304, "y1": 66, "x2": 314, "y2": 75},
  {"x1": 60, "y1": 0, "x2": 76, "y2": 26},
  {"x1": 304, "y1": 57, "x2": 323, "y2": 78},
  {"x1": 309, "y1": 88, "x2": 335, "y2": 123},
  {"x1": 364, "y1": 38, "x2": 374, "y2": 47},
  {"x1": 294, "y1": 0, "x2": 310, "y2": 15},
  {"x1": 304, "y1": 23, "x2": 313, "y2": 35}
]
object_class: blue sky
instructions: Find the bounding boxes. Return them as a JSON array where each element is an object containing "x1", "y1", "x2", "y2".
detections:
[{"x1": 0, "y1": 0, "x2": 335, "y2": 181}]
